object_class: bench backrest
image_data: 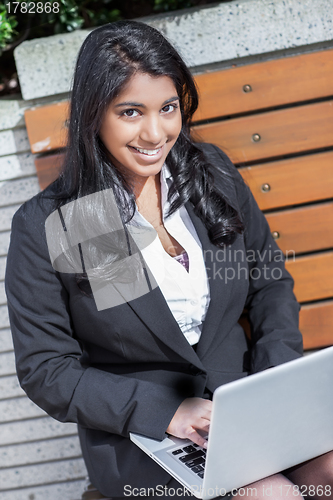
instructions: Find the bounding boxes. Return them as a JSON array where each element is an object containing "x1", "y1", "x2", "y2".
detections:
[{"x1": 24, "y1": 48, "x2": 333, "y2": 351}]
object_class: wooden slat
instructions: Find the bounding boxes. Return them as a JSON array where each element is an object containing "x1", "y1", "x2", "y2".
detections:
[
  {"x1": 194, "y1": 49, "x2": 333, "y2": 121},
  {"x1": 24, "y1": 102, "x2": 68, "y2": 154},
  {"x1": 265, "y1": 202, "x2": 333, "y2": 255},
  {"x1": 300, "y1": 301, "x2": 333, "y2": 350},
  {"x1": 194, "y1": 100, "x2": 333, "y2": 163},
  {"x1": 23, "y1": 50, "x2": 333, "y2": 154},
  {"x1": 240, "y1": 304, "x2": 333, "y2": 351},
  {"x1": 34, "y1": 153, "x2": 65, "y2": 190},
  {"x1": 239, "y1": 151, "x2": 333, "y2": 210},
  {"x1": 33, "y1": 150, "x2": 333, "y2": 207},
  {"x1": 286, "y1": 252, "x2": 333, "y2": 303}
]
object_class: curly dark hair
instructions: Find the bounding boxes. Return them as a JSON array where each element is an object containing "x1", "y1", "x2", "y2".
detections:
[{"x1": 54, "y1": 20, "x2": 244, "y2": 247}]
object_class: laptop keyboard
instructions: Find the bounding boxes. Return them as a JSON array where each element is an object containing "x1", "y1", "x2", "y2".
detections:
[{"x1": 169, "y1": 443, "x2": 205, "y2": 479}]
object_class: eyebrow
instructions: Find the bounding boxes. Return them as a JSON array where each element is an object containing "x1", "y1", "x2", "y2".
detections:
[{"x1": 114, "y1": 96, "x2": 180, "y2": 108}]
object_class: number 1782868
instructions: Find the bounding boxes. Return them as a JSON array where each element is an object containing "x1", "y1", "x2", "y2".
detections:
[{"x1": 6, "y1": 2, "x2": 59, "y2": 14}]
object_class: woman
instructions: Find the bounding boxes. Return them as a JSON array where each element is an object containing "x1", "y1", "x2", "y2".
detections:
[{"x1": 5, "y1": 21, "x2": 333, "y2": 499}]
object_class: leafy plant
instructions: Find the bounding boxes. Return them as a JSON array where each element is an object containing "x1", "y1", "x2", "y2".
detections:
[
  {"x1": 1, "y1": 0, "x2": 122, "y2": 50},
  {"x1": 48, "y1": 0, "x2": 122, "y2": 34},
  {"x1": 0, "y1": 0, "x2": 218, "y2": 95},
  {"x1": 0, "y1": 3, "x2": 18, "y2": 53},
  {"x1": 0, "y1": 0, "x2": 202, "y2": 54},
  {"x1": 154, "y1": 0, "x2": 193, "y2": 11}
]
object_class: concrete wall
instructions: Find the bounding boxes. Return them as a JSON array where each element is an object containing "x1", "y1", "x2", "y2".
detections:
[
  {"x1": 14, "y1": 0, "x2": 333, "y2": 101},
  {"x1": 0, "y1": 98, "x2": 88, "y2": 500},
  {"x1": 1, "y1": 0, "x2": 333, "y2": 498}
]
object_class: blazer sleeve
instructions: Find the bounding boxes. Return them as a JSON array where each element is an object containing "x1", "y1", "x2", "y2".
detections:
[
  {"x1": 5, "y1": 203, "x2": 184, "y2": 440},
  {"x1": 209, "y1": 145, "x2": 303, "y2": 372}
]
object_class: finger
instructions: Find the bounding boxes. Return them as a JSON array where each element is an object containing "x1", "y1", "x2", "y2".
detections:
[
  {"x1": 200, "y1": 411, "x2": 211, "y2": 422},
  {"x1": 187, "y1": 427, "x2": 208, "y2": 449},
  {"x1": 199, "y1": 420, "x2": 210, "y2": 433},
  {"x1": 190, "y1": 416, "x2": 210, "y2": 433},
  {"x1": 192, "y1": 410, "x2": 211, "y2": 427}
]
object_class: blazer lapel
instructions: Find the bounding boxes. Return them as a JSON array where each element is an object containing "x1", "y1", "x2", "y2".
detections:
[
  {"x1": 124, "y1": 200, "x2": 235, "y2": 365},
  {"x1": 125, "y1": 285, "x2": 204, "y2": 367},
  {"x1": 184, "y1": 201, "x2": 236, "y2": 358}
]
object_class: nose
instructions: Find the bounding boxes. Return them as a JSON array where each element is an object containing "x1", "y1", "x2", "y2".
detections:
[{"x1": 139, "y1": 114, "x2": 164, "y2": 145}]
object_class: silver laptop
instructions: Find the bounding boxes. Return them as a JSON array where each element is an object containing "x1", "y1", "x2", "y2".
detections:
[{"x1": 130, "y1": 346, "x2": 333, "y2": 499}]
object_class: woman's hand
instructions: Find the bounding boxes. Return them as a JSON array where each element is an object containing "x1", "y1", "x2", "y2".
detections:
[{"x1": 166, "y1": 397, "x2": 212, "y2": 449}]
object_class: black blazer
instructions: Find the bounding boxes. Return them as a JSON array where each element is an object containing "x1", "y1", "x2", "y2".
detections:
[{"x1": 5, "y1": 144, "x2": 303, "y2": 497}]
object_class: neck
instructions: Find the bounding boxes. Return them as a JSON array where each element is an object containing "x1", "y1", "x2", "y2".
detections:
[
  {"x1": 135, "y1": 173, "x2": 162, "y2": 225},
  {"x1": 135, "y1": 172, "x2": 160, "y2": 204}
]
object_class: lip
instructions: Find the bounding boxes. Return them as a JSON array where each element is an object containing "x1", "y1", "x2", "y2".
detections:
[{"x1": 128, "y1": 144, "x2": 165, "y2": 162}]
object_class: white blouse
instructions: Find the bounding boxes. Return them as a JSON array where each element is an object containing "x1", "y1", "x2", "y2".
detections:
[{"x1": 127, "y1": 165, "x2": 210, "y2": 345}]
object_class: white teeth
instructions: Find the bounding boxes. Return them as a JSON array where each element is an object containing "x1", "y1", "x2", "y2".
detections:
[{"x1": 134, "y1": 147, "x2": 161, "y2": 156}]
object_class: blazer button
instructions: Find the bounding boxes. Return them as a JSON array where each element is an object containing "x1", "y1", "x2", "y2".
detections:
[{"x1": 189, "y1": 365, "x2": 205, "y2": 376}]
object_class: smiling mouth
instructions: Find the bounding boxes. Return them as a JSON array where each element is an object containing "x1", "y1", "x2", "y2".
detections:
[{"x1": 130, "y1": 146, "x2": 163, "y2": 156}]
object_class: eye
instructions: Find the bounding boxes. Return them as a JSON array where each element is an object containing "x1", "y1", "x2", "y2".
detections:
[
  {"x1": 123, "y1": 109, "x2": 140, "y2": 117},
  {"x1": 161, "y1": 103, "x2": 178, "y2": 114}
]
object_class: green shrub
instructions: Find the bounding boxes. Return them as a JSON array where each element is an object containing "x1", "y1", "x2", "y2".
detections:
[
  {"x1": 0, "y1": 3, "x2": 18, "y2": 53},
  {"x1": 0, "y1": 0, "x2": 203, "y2": 54}
]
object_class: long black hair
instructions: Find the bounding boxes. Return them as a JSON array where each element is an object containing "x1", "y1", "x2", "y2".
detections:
[{"x1": 55, "y1": 20, "x2": 244, "y2": 247}]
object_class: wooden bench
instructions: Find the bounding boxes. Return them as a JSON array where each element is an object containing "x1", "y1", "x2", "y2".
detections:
[
  {"x1": 23, "y1": 47, "x2": 333, "y2": 499},
  {"x1": 24, "y1": 47, "x2": 333, "y2": 352}
]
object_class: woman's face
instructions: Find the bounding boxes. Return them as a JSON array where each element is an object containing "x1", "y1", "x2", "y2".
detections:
[{"x1": 99, "y1": 72, "x2": 182, "y2": 182}]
